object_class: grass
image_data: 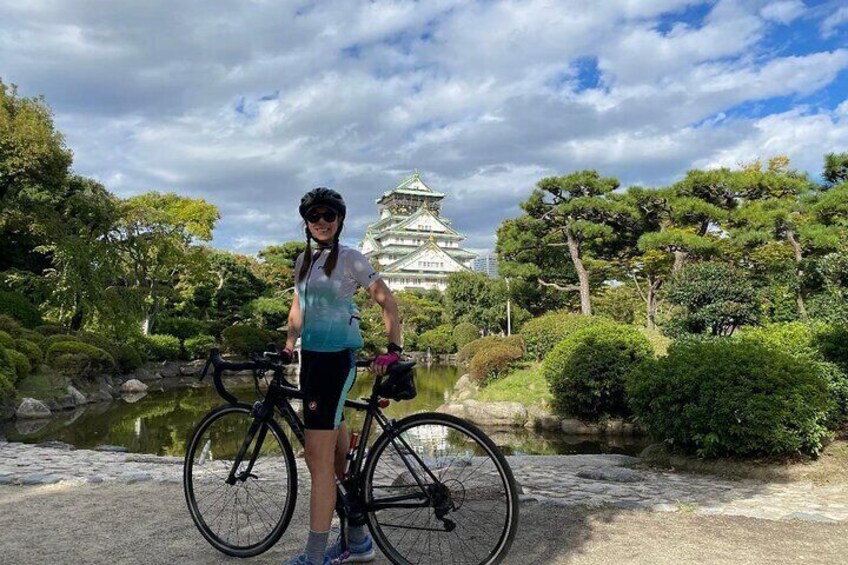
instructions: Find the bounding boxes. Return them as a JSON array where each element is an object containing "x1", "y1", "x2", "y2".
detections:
[
  {"x1": 476, "y1": 362, "x2": 552, "y2": 407},
  {"x1": 15, "y1": 367, "x2": 70, "y2": 400}
]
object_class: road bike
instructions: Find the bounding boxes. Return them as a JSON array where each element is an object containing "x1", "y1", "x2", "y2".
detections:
[{"x1": 182, "y1": 347, "x2": 519, "y2": 564}]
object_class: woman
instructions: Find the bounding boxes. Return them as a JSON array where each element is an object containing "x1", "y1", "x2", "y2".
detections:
[{"x1": 281, "y1": 187, "x2": 401, "y2": 565}]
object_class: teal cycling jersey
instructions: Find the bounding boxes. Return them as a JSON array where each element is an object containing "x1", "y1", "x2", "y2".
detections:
[{"x1": 295, "y1": 245, "x2": 381, "y2": 352}]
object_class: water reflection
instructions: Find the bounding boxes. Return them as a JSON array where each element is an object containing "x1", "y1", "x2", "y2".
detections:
[{"x1": 0, "y1": 365, "x2": 648, "y2": 457}]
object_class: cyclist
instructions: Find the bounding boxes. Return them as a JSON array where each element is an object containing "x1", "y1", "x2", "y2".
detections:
[{"x1": 281, "y1": 187, "x2": 401, "y2": 565}]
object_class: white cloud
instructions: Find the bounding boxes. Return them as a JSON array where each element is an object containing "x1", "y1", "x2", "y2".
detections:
[
  {"x1": 821, "y1": 6, "x2": 848, "y2": 38},
  {"x1": 760, "y1": 1, "x2": 806, "y2": 24}
]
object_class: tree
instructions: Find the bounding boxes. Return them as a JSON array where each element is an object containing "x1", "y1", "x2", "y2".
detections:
[
  {"x1": 823, "y1": 152, "x2": 848, "y2": 187},
  {"x1": 256, "y1": 242, "x2": 305, "y2": 292}
]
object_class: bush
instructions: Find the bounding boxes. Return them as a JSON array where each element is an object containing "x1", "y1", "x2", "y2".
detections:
[
  {"x1": 0, "y1": 347, "x2": 15, "y2": 398},
  {"x1": 221, "y1": 325, "x2": 279, "y2": 356},
  {"x1": 45, "y1": 341, "x2": 115, "y2": 378},
  {"x1": 185, "y1": 334, "x2": 217, "y2": 360},
  {"x1": 502, "y1": 334, "x2": 525, "y2": 354},
  {"x1": 0, "y1": 291, "x2": 42, "y2": 328},
  {"x1": 0, "y1": 315, "x2": 22, "y2": 335},
  {"x1": 113, "y1": 343, "x2": 144, "y2": 373},
  {"x1": 18, "y1": 328, "x2": 43, "y2": 343},
  {"x1": 814, "y1": 324, "x2": 848, "y2": 375},
  {"x1": 469, "y1": 343, "x2": 524, "y2": 384},
  {"x1": 627, "y1": 340, "x2": 832, "y2": 458},
  {"x1": 543, "y1": 323, "x2": 653, "y2": 420},
  {"x1": 14, "y1": 339, "x2": 42, "y2": 369},
  {"x1": 0, "y1": 330, "x2": 14, "y2": 349},
  {"x1": 452, "y1": 323, "x2": 480, "y2": 350},
  {"x1": 520, "y1": 311, "x2": 609, "y2": 361},
  {"x1": 140, "y1": 334, "x2": 182, "y2": 361},
  {"x1": 35, "y1": 324, "x2": 67, "y2": 336},
  {"x1": 40, "y1": 334, "x2": 81, "y2": 352},
  {"x1": 418, "y1": 324, "x2": 455, "y2": 354},
  {"x1": 638, "y1": 327, "x2": 672, "y2": 357},
  {"x1": 457, "y1": 336, "x2": 503, "y2": 365},
  {"x1": 77, "y1": 331, "x2": 114, "y2": 352},
  {"x1": 6, "y1": 349, "x2": 31, "y2": 381}
]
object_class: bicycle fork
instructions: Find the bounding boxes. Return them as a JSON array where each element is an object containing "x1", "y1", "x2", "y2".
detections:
[{"x1": 225, "y1": 403, "x2": 271, "y2": 485}]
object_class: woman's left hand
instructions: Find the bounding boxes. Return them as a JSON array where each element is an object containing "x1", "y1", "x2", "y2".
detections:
[{"x1": 372, "y1": 351, "x2": 401, "y2": 376}]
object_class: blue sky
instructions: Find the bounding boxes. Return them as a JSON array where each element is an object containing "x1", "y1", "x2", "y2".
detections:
[{"x1": 1, "y1": 0, "x2": 846, "y2": 256}]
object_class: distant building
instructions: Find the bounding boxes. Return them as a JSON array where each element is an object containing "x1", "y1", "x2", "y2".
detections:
[
  {"x1": 472, "y1": 256, "x2": 499, "y2": 279},
  {"x1": 359, "y1": 172, "x2": 475, "y2": 291}
]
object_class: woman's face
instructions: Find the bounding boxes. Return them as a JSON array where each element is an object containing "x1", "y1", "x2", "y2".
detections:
[{"x1": 306, "y1": 205, "x2": 341, "y2": 244}]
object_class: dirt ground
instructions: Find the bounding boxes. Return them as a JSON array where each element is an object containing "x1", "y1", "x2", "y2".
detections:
[{"x1": 1, "y1": 482, "x2": 846, "y2": 565}]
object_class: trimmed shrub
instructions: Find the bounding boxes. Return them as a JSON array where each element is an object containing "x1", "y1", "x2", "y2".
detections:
[
  {"x1": 7, "y1": 349, "x2": 31, "y2": 381},
  {"x1": 221, "y1": 325, "x2": 279, "y2": 356},
  {"x1": 0, "y1": 347, "x2": 15, "y2": 398},
  {"x1": 18, "y1": 328, "x2": 43, "y2": 343},
  {"x1": 44, "y1": 341, "x2": 115, "y2": 376},
  {"x1": 14, "y1": 339, "x2": 42, "y2": 369},
  {"x1": 469, "y1": 343, "x2": 524, "y2": 384},
  {"x1": 418, "y1": 324, "x2": 455, "y2": 354},
  {"x1": 543, "y1": 323, "x2": 653, "y2": 420},
  {"x1": 627, "y1": 340, "x2": 832, "y2": 458},
  {"x1": 140, "y1": 334, "x2": 181, "y2": 361},
  {"x1": 113, "y1": 343, "x2": 144, "y2": 373},
  {"x1": 35, "y1": 324, "x2": 67, "y2": 336},
  {"x1": 40, "y1": 334, "x2": 81, "y2": 352},
  {"x1": 814, "y1": 324, "x2": 848, "y2": 375},
  {"x1": 457, "y1": 336, "x2": 503, "y2": 366},
  {"x1": 452, "y1": 322, "x2": 480, "y2": 350},
  {"x1": 0, "y1": 291, "x2": 42, "y2": 328},
  {"x1": 638, "y1": 327, "x2": 672, "y2": 357},
  {"x1": 502, "y1": 334, "x2": 525, "y2": 354},
  {"x1": 185, "y1": 334, "x2": 217, "y2": 360},
  {"x1": 0, "y1": 330, "x2": 14, "y2": 349},
  {"x1": 520, "y1": 311, "x2": 608, "y2": 361},
  {"x1": 77, "y1": 331, "x2": 114, "y2": 352},
  {"x1": 0, "y1": 314, "x2": 22, "y2": 335}
]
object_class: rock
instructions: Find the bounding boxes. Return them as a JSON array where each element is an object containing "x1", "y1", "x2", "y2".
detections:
[
  {"x1": 14, "y1": 419, "x2": 50, "y2": 435},
  {"x1": 15, "y1": 398, "x2": 52, "y2": 420},
  {"x1": 560, "y1": 419, "x2": 603, "y2": 435},
  {"x1": 55, "y1": 394, "x2": 76, "y2": 410},
  {"x1": 180, "y1": 361, "x2": 204, "y2": 376},
  {"x1": 43, "y1": 398, "x2": 61, "y2": 412},
  {"x1": 121, "y1": 379, "x2": 149, "y2": 393},
  {"x1": 67, "y1": 385, "x2": 88, "y2": 406},
  {"x1": 100, "y1": 374, "x2": 114, "y2": 387},
  {"x1": 113, "y1": 378, "x2": 123, "y2": 386},
  {"x1": 20, "y1": 473, "x2": 62, "y2": 485},
  {"x1": 453, "y1": 374, "x2": 477, "y2": 393},
  {"x1": 87, "y1": 390, "x2": 113, "y2": 403},
  {"x1": 463, "y1": 400, "x2": 527, "y2": 426},
  {"x1": 527, "y1": 406, "x2": 560, "y2": 430},
  {"x1": 436, "y1": 403, "x2": 467, "y2": 418},
  {"x1": 36, "y1": 440, "x2": 76, "y2": 450},
  {"x1": 158, "y1": 362, "x2": 180, "y2": 378},
  {"x1": 639, "y1": 443, "x2": 670, "y2": 464},
  {"x1": 122, "y1": 392, "x2": 148, "y2": 404},
  {"x1": 576, "y1": 466, "x2": 645, "y2": 483},
  {"x1": 96, "y1": 444, "x2": 128, "y2": 452},
  {"x1": 133, "y1": 367, "x2": 160, "y2": 381}
]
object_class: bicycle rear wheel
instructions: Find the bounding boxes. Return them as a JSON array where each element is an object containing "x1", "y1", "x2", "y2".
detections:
[
  {"x1": 183, "y1": 404, "x2": 297, "y2": 557},
  {"x1": 363, "y1": 412, "x2": 519, "y2": 565}
]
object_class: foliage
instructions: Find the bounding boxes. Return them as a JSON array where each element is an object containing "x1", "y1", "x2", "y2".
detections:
[
  {"x1": 592, "y1": 284, "x2": 644, "y2": 325},
  {"x1": 139, "y1": 334, "x2": 181, "y2": 361},
  {"x1": 40, "y1": 334, "x2": 81, "y2": 351},
  {"x1": 0, "y1": 347, "x2": 15, "y2": 398},
  {"x1": 13, "y1": 339, "x2": 42, "y2": 369},
  {"x1": 0, "y1": 330, "x2": 13, "y2": 349},
  {"x1": 823, "y1": 152, "x2": 848, "y2": 186},
  {"x1": 627, "y1": 340, "x2": 832, "y2": 457},
  {"x1": 113, "y1": 343, "x2": 144, "y2": 373},
  {"x1": 476, "y1": 363, "x2": 552, "y2": 406},
  {"x1": 543, "y1": 323, "x2": 653, "y2": 420},
  {"x1": 665, "y1": 261, "x2": 758, "y2": 336},
  {"x1": 0, "y1": 314, "x2": 22, "y2": 335},
  {"x1": 417, "y1": 324, "x2": 455, "y2": 354},
  {"x1": 456, "y1": 336, "x2": 505, "y2": 365},
  {"x1": 814, "y1": 324, "x2": 848, "y2": 375},
  {"x1": 185, "y1": 334, "x2": 217, "y2": 360},
  {"x1": 453, "y1": 322, "x2": 480, "y2": 349},
  {"x1": 519, "y1": 311, "x2": 610, "y2": 361},
  {"x1": 469, "y1": 343, "x2": 524, "y2": 385},
  {"x1": 7, "y1": 348, "x2": 31, "y2": 380},
  {"x1": 35, "y1": 324, "x2": 66, "y2": 336},
  {"x1": 0, "y1": 290, "x2": 42, "y2": 328},
  {"x1": 638, "y1": 327, "x2": 672, "y2": 357},
  {"x1": 45, "y1": 340, "x2": 115, "y2": 377},
  {"x1": 245, "y1": 297, "x2": 291, "y2": 331},
  {"x1": 445, "y1": 272, "x2": 514, "y2": 334},
  {"x1": 395, "y1": 290, "x2": 446, "y2": 335},
  {"x1": 221, "y1": 325, "x2": 278, "y2": 356},
  {"x1": 502, "y1": 334, "x2": 525, "y2": 354}
]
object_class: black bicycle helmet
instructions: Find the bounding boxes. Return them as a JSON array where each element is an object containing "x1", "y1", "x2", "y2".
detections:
[{"x1": 299, "y1": 187, "x2": 346, "y2": 219}]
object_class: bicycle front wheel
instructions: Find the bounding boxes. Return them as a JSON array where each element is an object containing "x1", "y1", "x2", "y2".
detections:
[
  {"x1": 363, "y1": 412, "x2": 519, "y2": 565},
  {"x1": 183, "y1": 403, "x2": 297, "y2": 557}
]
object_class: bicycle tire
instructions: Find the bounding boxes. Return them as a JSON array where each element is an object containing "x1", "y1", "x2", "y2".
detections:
[
  {"x1": 183, "y1": 403, "x2": 298, "y2": 557},
  {"x1": 362, "y1": 412, "x2": 519, "y2": 565}
]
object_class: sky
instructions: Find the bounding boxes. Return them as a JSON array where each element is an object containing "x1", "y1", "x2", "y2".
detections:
[{"x1": 1, "y1": 0, "x2": 847, "y2": 256}]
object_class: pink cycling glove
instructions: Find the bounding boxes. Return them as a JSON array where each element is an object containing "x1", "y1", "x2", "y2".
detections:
[{"x1": 374, "y1": 351, "x2": 401, "y2": 368}]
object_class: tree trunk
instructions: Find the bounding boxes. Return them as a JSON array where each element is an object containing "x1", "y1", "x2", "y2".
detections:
[
  {"x1": 646, "y1": 279, "x2": 662, "y2": 330},
  {"x1": 672, "y1": 250, "x2": 688, "y2": 273},
  {"x1": 785, "y1": 230, "x2": 808, "y2": 320},
  {"x1": 566, "y1": 229, "x2": 592, "y2": 315}
]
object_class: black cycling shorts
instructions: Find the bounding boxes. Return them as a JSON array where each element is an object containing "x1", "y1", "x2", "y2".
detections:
[{"x1": 299, "y1": 349, "x2": 356, "y2": 430}]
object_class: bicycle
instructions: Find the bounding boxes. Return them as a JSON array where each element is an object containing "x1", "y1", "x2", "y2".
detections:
[{"x1": 183, "y1": 347, "x2": 519, "y2": 564}]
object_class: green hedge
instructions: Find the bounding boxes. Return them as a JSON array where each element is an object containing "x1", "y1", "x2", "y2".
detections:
[
  {"x1": 40, "y1": 334, "x2": 81, "y2": 353},
  {"x1": 7, "y1": 349, "x2": 31, "y2": 381},
  {"x1": 35, "y1": 324, "x2": 67, "y2": 336},
  {"x1": 45, "y1": 341, "x2": 115, "y2": 375},
  {"x1": 0, "y1": 330, "x2": 14, "y2": 349},
  {"x1": 185, "y1": 334, "x2": 217, "y2": 360},
  {"x1": 0, "y1": 315, "x2": 22, "y2": 335},
  {"x1": 0, "y1": 347, "x2": 15, "y2": 398},
  {"x1": 113, "y1": 343, "x2": 144, "y2": 373},
  {"x1": 814, "y1": 324, "x2": 848, "y2": 375},
  {"x1": 140, "y1": 334, "x2": 181, "y2": 361},
  {"x1": 543, "y1": 322, "x2": 653, "y2": 420},
  {"x1": 13, "y1": 339, "x2": 42, "y2": 369},
  {"x1": 418, "y1": 324, "x2": 455, "y2": 354},
  {"x1": 0, "y1": 291, "x2": 42, "y2": 328},
  {"x1": 520, "y1": 311, "x2": 609, "y2": 361},
  {"x1": 628, "y1": 340, "x2": 832, "y2": 458},
  {"x1": 469, "y1": 343, "x2": 524, "y2": 384},
  {"x1": 457, "y1": 336, "x2": 503, "y2": 365},
  {"x1": 221, "y1": 325, "x2": 279, "y2": 357},
  {"x1": 452, "y1": 323, "x2": 480, "y2": 350}
]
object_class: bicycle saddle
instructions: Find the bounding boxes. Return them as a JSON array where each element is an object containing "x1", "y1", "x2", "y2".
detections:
[{"x1": 374, "y1": 361, "x2": 417, "y2": 401}]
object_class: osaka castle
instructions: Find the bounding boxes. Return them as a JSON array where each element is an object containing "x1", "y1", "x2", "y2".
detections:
[{"x1": 359, "y1": 172, "x2": 476, "y2": 291}]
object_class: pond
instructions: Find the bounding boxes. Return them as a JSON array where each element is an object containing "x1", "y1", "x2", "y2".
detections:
[{"x1": 1, "y1": 365, "x2": 649, "y2": 457}]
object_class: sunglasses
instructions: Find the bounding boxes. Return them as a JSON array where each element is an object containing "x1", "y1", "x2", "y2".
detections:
[{"x1": 306, "y1": 210, "x2": 338, "y2": 223}]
